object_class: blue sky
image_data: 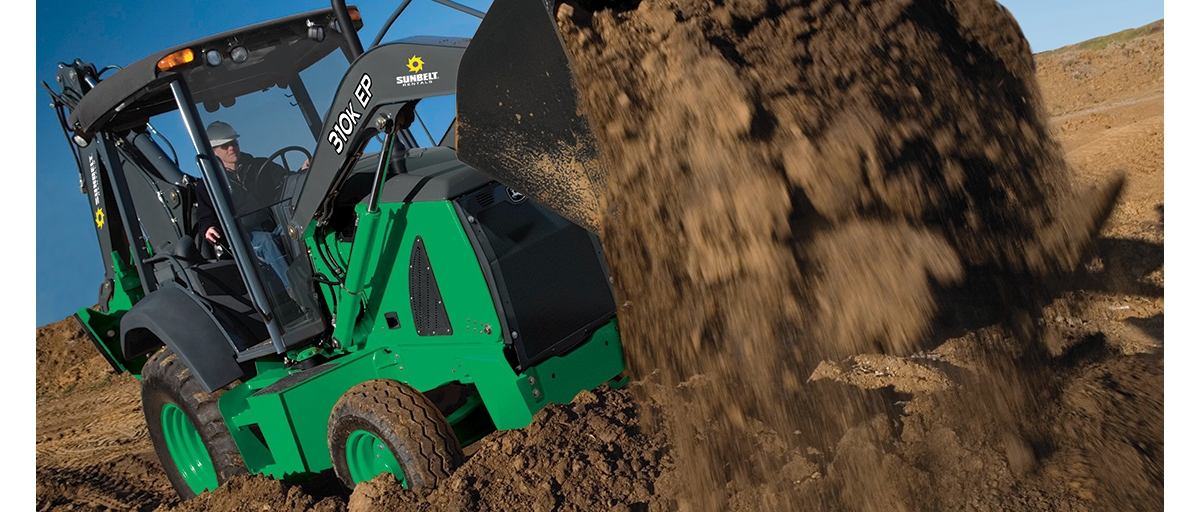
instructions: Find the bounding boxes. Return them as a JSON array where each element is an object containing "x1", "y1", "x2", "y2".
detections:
[{"x1": 1000, "y1": 0, "x2": 1166, "y2": 53}]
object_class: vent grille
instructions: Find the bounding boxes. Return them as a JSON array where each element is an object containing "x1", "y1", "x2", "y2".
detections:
[
  {"x1": 476, "y1": 190, "x2": 494, "y2": 209},
  {"x1": 410, "y1": 236, "x2": 453, "y2": 336}
]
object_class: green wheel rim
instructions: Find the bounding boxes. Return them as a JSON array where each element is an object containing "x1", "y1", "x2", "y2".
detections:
[
  {"x1": 346, "y1": 430, "x2": 407, "y2": 487},
  {"x1": 161, "y1": 403, "x2": 219, "y2": 495}
]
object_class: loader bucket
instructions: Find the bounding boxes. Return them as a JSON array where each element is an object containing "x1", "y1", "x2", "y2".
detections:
[{"x1": 456, "y1": 0, "x2": 607, "y2": 234}]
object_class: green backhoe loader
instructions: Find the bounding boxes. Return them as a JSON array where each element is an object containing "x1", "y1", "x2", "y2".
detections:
[{"x1": 44, "y1": 0, "x2": 622, "y2": 498}]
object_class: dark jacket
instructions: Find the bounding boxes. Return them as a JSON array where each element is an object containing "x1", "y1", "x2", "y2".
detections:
[{"x1": 196, "y1": 152, "x2": 288, "y2": 238}]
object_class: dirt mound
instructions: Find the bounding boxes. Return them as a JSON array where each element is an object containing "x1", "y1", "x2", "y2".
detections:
[
  {"x1": 35, "y1": 5, "x2": 1163, "y2": 512},
  {"x1": 35, "y1": 316, "x2": 112, "y2": 396},
  {"x1": 339, "y1": 387, "x2": 668, "y2": 512}
]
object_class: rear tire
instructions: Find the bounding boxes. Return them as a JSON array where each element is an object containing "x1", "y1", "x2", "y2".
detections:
[
  {"x1": 141, "y1": 348, "x2": 246, "y2": 500},
  {"x1": 328, "y1": 380, "x2": 464, "y2": 490}
]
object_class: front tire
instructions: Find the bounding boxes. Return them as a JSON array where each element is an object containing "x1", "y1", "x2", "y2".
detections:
[
  {"x1": 141, "y1": 348, "x2": 246, "y2": 500},
  {"x1": 328, "y1": 380, "x2": 464, "y2": 490}
]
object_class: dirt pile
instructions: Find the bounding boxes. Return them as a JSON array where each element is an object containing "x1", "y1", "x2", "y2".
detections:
[
  {"x1": 545, "y1": 0, "x2": 1123, "y2": 508},
  {"x1": 35, "y1": 318, "x2": 112, "y2": 396},
  {"x1": 35, "y1": 7, "x2": 1163, "y2": 512}
]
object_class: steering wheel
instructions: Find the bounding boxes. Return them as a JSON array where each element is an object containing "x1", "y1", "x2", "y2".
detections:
[
  {"x1": 262, "y1": 145, "x2": 313, "y2": 173},
  {"x1": 248, "y1": 145, "x2": 313, "y2": 202}
]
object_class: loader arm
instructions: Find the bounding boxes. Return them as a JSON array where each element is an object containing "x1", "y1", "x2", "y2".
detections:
[{"x1": 287, "y1": 37, "x2": 469, "y2": 234}]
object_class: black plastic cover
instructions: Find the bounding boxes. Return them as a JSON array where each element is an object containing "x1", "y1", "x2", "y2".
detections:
[
  {"x1": 456, "y1": 182, "x2": 616, "y2": 369},
  {"x1": 120, "y1": 286, "x2": 244, "y2": 393}
]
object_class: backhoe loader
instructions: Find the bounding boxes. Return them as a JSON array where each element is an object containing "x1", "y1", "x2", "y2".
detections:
[{"x1": 44, "y1": 0, "x2": 619, "y2": 498}]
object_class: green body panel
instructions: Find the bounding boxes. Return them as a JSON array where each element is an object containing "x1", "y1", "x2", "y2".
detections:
[
  {"x1": 111, "y1": 249, "x2": 146, "y2": 310},
  {"x1": 219, "y1": 318, "x2": 622, "y2": 479},
  {"x1": 331, "y1": 206, "x2": 381, "y2": 345},
  {"x1": 514, "y1": 320, "x2": 624, "y2": 406},
  {"x1": 316, "y1": 201, "x2": 504, "y2": 352},
  {"x1": 74, "y1": 250, "x2": 148, "y2": 376}
]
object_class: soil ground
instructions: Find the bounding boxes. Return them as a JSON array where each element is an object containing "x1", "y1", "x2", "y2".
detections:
[{"x1": 35, "y1": 6, "x2": 1163, "y2": 511}]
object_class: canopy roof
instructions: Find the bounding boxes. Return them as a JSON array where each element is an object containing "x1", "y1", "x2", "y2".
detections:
[{"x1": 67, "y1": 7, "x2": 361, "y2": 136}]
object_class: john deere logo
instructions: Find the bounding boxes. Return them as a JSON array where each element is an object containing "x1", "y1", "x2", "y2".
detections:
[
  {"x1": 396, "y1": 55, "x2": 439, "y2": 87},
  {"x1": 506, "y1": 188, "x2": 526, "y2": 203},
  {"x1": 406, "y1": 56, "x2": 424, "y2": 73}
]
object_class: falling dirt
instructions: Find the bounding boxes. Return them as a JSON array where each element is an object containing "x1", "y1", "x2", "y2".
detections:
[
  {"x1": 553, "y1": 0, "x2": 1131, "y2": 509},
  {"x1": 35, "y1": 4, "x2": 1163, "y2": 512}
]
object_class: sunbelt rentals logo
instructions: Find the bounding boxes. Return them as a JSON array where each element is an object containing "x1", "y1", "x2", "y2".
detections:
[
  {"x1": 407, "y1": 55, "x2": 424, "y2": 72},
  {"x1": 397, "y1": 55, "x2": 439, "y2": 87}
]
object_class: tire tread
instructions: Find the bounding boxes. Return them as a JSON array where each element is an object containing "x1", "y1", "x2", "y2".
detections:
[{"x1": 328, "y1": 380, "x2": 465, "y2": 489}]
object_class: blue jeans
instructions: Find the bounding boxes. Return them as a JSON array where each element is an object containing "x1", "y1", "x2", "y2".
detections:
[{"x1": 251, "y1": 228, "x2": 290, "y2": 290}]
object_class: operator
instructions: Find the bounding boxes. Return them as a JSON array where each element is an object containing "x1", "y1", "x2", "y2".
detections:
[{"x1": 196, "y1": 121, "x2": 293, "y2": 291}]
